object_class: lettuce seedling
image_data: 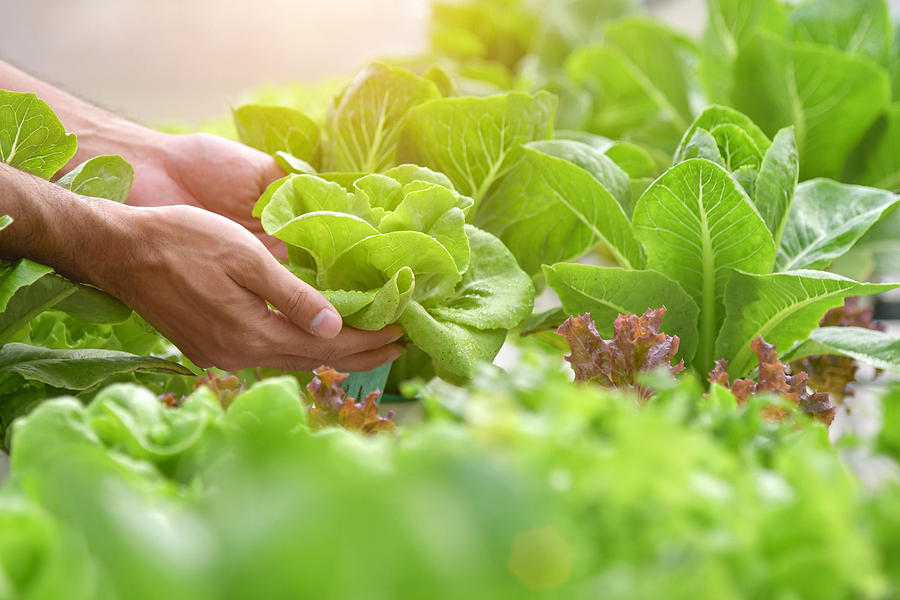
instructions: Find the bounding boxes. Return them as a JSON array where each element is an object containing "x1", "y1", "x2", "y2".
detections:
[
  {"x1": 256, "y1": 164, "x2": 534, "y2": 381},
  {"x1": 546, "y1": 107, "x2": 900, "y2": 380}
]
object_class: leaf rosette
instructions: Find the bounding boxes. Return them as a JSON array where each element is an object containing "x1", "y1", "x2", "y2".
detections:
[{"x1": 256, "y1": 165, "x2": 534, "y2": 380}]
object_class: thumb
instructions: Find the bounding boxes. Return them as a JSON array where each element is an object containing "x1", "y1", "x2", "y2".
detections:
[
  {"x1": 245, "y1": 255, "x2": 343, "y2": 339},
  {"x1": 258, "y1": 153, "x2": 287, "y2": 188}
]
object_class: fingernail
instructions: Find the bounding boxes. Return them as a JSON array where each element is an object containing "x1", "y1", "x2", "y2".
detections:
[
  {"x1": 310, "y1": 309, "x2": 342, "y2": 338},
  {"x1": 388, "y1": 346, "x2": 403, "y2": 362}
]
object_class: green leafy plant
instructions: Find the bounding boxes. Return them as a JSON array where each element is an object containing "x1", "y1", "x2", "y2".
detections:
[
  {"x1": 701, "y1": 0, "x2": 897, "y2": 182},
  {"x1": 255, "y1": 164, "x2": 534, "y2": 381},
  {"x1": 1, "y1": 347, "x2": 893, "y2": 599},
  {"x1": 237, "y1": 63, "x2": 664, "y2": 287},
  {"x1": 234, "y1": 63, "x2": 443, "y2": 174},
  {"x1": 544, "y1": 107, "x2": 900, "y2": 380}
]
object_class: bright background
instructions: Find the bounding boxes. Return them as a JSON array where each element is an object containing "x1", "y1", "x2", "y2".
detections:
[{"x1": 1, "y1": 0, "x2": 707, "y2": 125}]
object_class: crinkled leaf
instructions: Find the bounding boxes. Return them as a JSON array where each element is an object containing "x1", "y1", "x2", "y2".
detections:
[
  {"x1": 194, "y1": 371, "x2": 245, "y2": 411},
  {"x1": 776, "y1": 179, "x2": 899, "y2": 271},
  {"x1": 0, "y1": 343, "x2": 192, "y2": 390},
  {"x1": 326, "y1": 63, "x2": 441, "y2": 173},
  {"x1": 396, "y1": 91, "x2": 556, "y2": 204},
  {"x1": 398, "y1": 301, "x2": 506, "y2": 381},
  {"x1": 261, "y1": 175, "x2": 371, "y2": 233},
  {"x1": 323, "y1": 232, "x2": 461, "y2": 308},
  {"x1": 270, "y1": 212, "x2": 378, "y2": 273},
  {"x1": 233, "y1": 104, "x2": 320, "y2": 164},
  {"x1": 306, "y1": 368, "x2": 397, "y2": 434},
  {"x1": 378, "y1": 185, "x2": 470, "y2": 273},
  {"x1": 56, "y1": 155, "x2": 134, "y2": 203},
  {"x1": 476, "y1": 141, "x2": 644, "y2": 275},
  {"x1": 324, "y1": 267, "x2": 415, "y2": 330},
  {"x1": 0, "y1": 91, "x2": 77, "y2": 179},
  {"x1": 709, "y1": 336, "x2": 834, "y2": 425},
  {"x1": 632, "y1": 159, "x2": 776, "y2": 372},
  {"x1": 556, "y1": 309, "x2": 685, "y2": 402},
  {"x1": 428, "y1": 225, "x2": 533, "y2": 330},
  {"x1": 544, "y1": 263, "x2": 699, "y2": 363},
  {"x1": 716, "y1": 269, "x2": 896, "y2": 377}
]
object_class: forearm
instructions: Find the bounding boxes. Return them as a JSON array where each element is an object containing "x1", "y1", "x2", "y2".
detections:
[
  {"x1": 0, "y1": 162, "x2": 134, "y2": 289},
  {"x1": 0, "y1": 60, "x2": 166, "y2": 172}
]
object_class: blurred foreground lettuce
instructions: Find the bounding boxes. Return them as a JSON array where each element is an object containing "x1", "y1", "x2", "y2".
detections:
[{"x1": 0, "y1": 353, "x2": 897, "y2": 599}]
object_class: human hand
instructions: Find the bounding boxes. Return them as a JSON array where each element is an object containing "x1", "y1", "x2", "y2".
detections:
[
  {"x1": 93, "y1": 203, "x2": 402, "y2": 372},
  {"x1": 126, "y1": 132, "x2": 288, "y2": 259}
]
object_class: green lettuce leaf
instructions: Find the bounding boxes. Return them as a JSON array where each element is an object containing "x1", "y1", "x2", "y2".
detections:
[
  {"x1": 753, "y1": 127, "x2": 799, "y2": 246},
  {"x1": 544, "y1": 263, "x2": 700, "y2": 363},
  {"x1": 566, "y1": 18, "x2": 696, "y2": 157},
  {"x1": 326, "y1": 63, "x2": 441, "y2": 172},
  {"x1": 0, "y1": 343, "x2": 193, "y2": 390},
  {"x1": 323, "y1": 231, "x2": 461, "y2": 308},
  {"x1": 632, "y1": 158, "x2": 776, "y2": 371},
  {"x1": 776, "y1": 179, "x2": 899, "y2": 270},
  {"x1": 56, "y1": 155, "x2": 135, "y2": 203},
  {"x1": 427, "y1": 225, "x2": 533, "y2": 330},
  {"x1": 699, "y1": 0, "x2": 788, "y2": 103},
  {"x1": 0, "y1": 91, "x2": 77, "y2": 179},
  {"x1": 476, "y1": 141, "x2": 644, "y2": 276},
  {"x1": 732, "y1": 30, "x2": 890, "y2": 180},
  {"x1": 789, "y1": 0, "x2": 893, "y2": 68},
  {"x1": 398, "y1": 301, "x2": 506, "y2": 381},
  {"x1": 396, "y1": 91, "x2": 556, "y2": 204},
  {"x1": 716, "y1": 269, "x2": 897, "y2": 377},
  {"x1": 0, "y1": 260, "x2": 131, "y2": 345},
  {"x1": 324, "y1": 268, "x2": 415, "y2": 331},
  {"x1": 233, "y1": 104, "x2": 320, "y2": 165},
  {"x1": 782, "y1": 326, "x2": 900, "y2": 373}
]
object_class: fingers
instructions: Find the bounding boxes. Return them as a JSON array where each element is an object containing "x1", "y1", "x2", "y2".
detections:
[
  {"x1": 262, "y1": 311, "x2": 403, "y2": 357},
  {"x1": 257, "y1": 342, "x2": 404, "y2": 373},
  {"x1": 257, "y1": 153, "x2": 287, "y2": 188},
  {"x1": 235, "y1": 255, "x2": 343, "y2": 339}
]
